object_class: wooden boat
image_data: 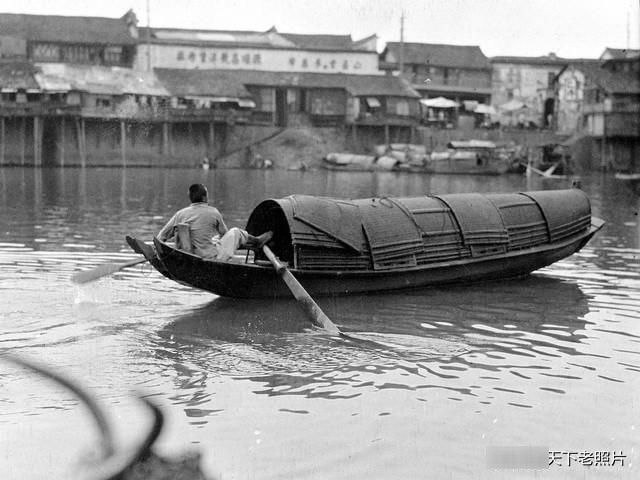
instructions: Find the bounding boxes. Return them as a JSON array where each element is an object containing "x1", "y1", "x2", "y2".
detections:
[
  {"x1": 615, "y1": 172, "x2": 640, "y2": 194},
  {"x1": 322, "y1": 153, "x2": 400, "y2": 171},
  {"x1": 127, "y1": 188, "x2": 604, "y2": 298},
  {"x1": 425, "y1": 141, "x2": 511, "y2": 175}
]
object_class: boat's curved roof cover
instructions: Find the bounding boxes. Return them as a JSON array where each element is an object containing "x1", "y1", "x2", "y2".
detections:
[{"x1": 247, "y1": 189, "x2": 591, "y2": 268}]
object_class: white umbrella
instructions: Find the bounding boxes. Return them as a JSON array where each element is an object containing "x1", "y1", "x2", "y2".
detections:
[
  {"x1": 474, "y1": 104, "x2": 497, "y2": 115},
  {"x1": 420, "y1": 96, "x2": 460, "y2": 108},
  {"x1": 500, "y1": 99, "x2": 528, "y2": 111}
]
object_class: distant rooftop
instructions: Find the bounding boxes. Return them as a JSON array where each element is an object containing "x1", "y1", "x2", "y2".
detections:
[
  {"x1": 0, "y1": 60, "x2": 40, "y2": 91},
  {"x1": 490, "y1": 53, "x2": 589, "y2": 65},
  {"x1": 154, "y1": 68, "x2": 419, "y2": 98},
  {"x1": 382, "y1": 42, "x2": 491, "y2": 70},
  {"x1": 141, "y1": 26, "x2": 377, "y2": 52},
  {"x1": 0, "y1": 12, "x2": 136, "y2": 45},
  {"x1": 600, "y1": 47, "x2": 640, "y2": 61},
  {"x1": 565, "y1": 62, "x2": 640, "y2": 95}
]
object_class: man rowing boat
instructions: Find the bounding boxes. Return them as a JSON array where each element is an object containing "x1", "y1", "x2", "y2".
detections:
[{"x1": 158, "y1": 183, "x2": 272, "y2": 261}]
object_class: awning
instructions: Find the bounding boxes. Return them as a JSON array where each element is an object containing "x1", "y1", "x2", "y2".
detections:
[
  {"x1": 237, "y1": 98, "x2": 256, "y2": 108},
  {"x1": 500, "y1": 99, "x2": 528, "y2": 111},
  {"x1": 34, "y1": 73, "x2": 73, "y2": 92},
  {"x1": 420, "y1": 96, "x2": 460, "y2": 108},
  {"x1": 474, "y1": 104, "x2": 497, "y2": 115},
  {"x1": 365, "y1": 97, "x2": 381, "y2": 108},
  {"x1": 184, "y1": 95, "x2": 256, "y2": 108},
  {"x1": 463, "y1": 100, "x2": 478, "y2": 111}
]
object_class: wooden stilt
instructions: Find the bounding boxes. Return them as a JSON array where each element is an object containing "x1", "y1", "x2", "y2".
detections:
[
  {"x1": 60, "y1": 117, "x2": 65, "y2": 167},
  {"x1": 162, "y1": 122, "x2": 169, "y2": 155},
  {"x1": 21, "y1": 117, "x2": 26, "y2": 165},
  {"x1": 0, "y1": 117, "x2": 5, "y2": 165},
  {"x1": 208, "y1": 121, "x2": 215, "y2": 159},
  {"x1": 120, "y1": 120, "x2": 126, "y2": 167},
  {"x1": 384, "y1": 123, "x2": 390, "y2": 147},
  {"x1": 80, "y1": 118, "x2": 87, "y2": 167},
  {"x1": 33, "y1": 116, "x2": 40, "y2": 166}
]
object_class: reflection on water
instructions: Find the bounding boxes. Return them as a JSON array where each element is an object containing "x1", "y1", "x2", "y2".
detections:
[
  {"x1": 151, "y1": 276, "x2": 592, "y2": 403},
  {"x1": 1, "y1": 167, "x2": 640, "y2": 479}
]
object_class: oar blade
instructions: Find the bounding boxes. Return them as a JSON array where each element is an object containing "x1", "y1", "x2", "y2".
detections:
[
  {"x1": 280, "y1": 269, "x2": 340, "y2": 334},
  {"x1": 71, "y1": 258, "x2": 146, "y2": 284},
  {"x1": 262, "y1": 245, "x2": 340, "y2": 335}
]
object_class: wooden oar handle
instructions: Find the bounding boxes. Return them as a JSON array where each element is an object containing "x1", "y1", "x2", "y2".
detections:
[{"x1": 262, "y1": 246, "x2": 285, "y2": 274}]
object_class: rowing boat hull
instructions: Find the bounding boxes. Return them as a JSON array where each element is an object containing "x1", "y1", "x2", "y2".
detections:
[{"x1": 128, "y1": 218, "x2": 602, "y2": 298}]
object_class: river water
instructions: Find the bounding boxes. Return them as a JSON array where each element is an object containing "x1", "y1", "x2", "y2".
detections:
[{"x1": 0, "y1": 167, "x2": 639, "y2": 479}]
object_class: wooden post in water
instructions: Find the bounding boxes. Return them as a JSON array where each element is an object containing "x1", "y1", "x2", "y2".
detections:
[
  {"x1": 75, "y1": 118, "x2": 86, "y2": 168},
  {"x1": 20, "y1": 117, "x2": 26, "y2": 165},
  {"x1": 162, "y1": 122, "x2": 169, "y2": 156},
  {"x1": 208, "y1": 121, "x2": 215, "y2": 161},
  {"x1": 384, "y1": 123, "x2": 390, "y2": 148},
  {"x1": 0, "y1": 117, "x2": 5, "y2": 165},
  {"x1": 60, "y1": 117, "x2": 65, "y2": 167},
  {"x1": 120, "y1": 120, "x2": 126, "y2": 167},
  {"x1": 33, "y1": 116, "x2": 40, "y2": 166},
  {"x1": 81, "y1": 119, "x2": 87, "y2": 167}
]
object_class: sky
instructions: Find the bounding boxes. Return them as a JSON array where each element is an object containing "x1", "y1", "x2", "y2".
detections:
[{"x1": 3, "y1": 0, "x2": 640, "y2": 58}]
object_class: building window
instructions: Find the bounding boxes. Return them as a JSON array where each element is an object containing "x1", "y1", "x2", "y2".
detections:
[
  {"x1": 248, "y1": 87, "x2": 274, "y2": 112},
  {"x1": 388, "y1": 97, "x2": 409, "y2": 115},
  {"x1": 32, "y1": 43, "x2": 60, "y2": 61},
  {"x1": 104, "y1": 46, "x2": 122, "y2": 64}
]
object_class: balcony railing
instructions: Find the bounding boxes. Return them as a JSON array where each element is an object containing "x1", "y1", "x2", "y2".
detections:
[
  {"x1": 583, "y1": 102, "x2": 640, "y2": 114},
  {"x1": 0, "y1": 101, "x2": 79, "y2": 116},
  {"x1": 353, "y1": 112, "x2": 418, "y2": 126}
]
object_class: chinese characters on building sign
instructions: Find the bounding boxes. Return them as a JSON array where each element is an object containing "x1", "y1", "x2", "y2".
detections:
[
  {"x1": 549, "y1": 451, "x2": 626, "y2": 467},
  {"x1": 175, "y1": 49, "x2": 362, "y2": 71}
]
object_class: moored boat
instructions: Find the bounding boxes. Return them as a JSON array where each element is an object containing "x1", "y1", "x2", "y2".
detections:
[
  {"x1": 425, "y1": 140, "x2": 511, "y2": 175},
  {"x1": 128, "y1": 188, "x2": 604, "y2": 298}
]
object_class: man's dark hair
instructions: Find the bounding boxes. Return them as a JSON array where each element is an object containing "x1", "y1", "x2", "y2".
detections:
[{"x1": 189, "y1": 184, "x2": 208, "y2": 203}]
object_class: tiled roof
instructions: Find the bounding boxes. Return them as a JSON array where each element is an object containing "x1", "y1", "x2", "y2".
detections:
[
  {"x1": 491, "y1": 55, "x2": 598, "y2": 66},
  {"x1": 384, "y1": 42, "x2": 490, "y2": 70},
  {"x1": 36, "y1": 63, "x2": 169, "y2": 96},
  {"x1": 345, "y1": 75, "x2": 420, "y2": 97},
  {"x1": 154, "y1": 69, "x2": 252, "y2": 98},
  {"x1": 0, "y1": 60, "x2": 40, "y2": 90},
  {"x1": 142, "y1": 27, "x2": 374, "y2": 52},
  {"x1": 492, "y1": 55, "x2": 572, "y2": 65},
  {"x1": 154, "y1": 69, "x2": 420, "y2": 98},
  {"x1": 281, "y1": 33, "x2": 354, "y2": 50},
  {"x1": 601, "y1": 47, "x2": 640, "y2": 60},
  {"x1": 0, "y1": 13, "x2": 136, "y2": 45},
  {"x1": 571, "y1": 63, "x2": 640, "y2": 94}
]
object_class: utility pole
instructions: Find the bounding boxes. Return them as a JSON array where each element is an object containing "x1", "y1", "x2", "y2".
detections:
[
  {"x1": 146, "y1": 0, "x2": 151, "y2": 71},
  {"x1": 626, "y1": 3, "x2": 631, "y2": 49},
  {"x1": 399, "y1": 11, "x2": 405, "y2": 77}
]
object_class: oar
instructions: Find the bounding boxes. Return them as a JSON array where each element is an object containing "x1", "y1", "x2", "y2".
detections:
[
  {"x1": 71, "y1": 257, "x2": 148, "y2": 284},
  {"x1": 262, "y1": 245, "x2": 341, "y2": 335}
]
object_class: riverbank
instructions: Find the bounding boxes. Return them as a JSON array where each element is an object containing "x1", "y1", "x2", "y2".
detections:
[{"x1": 0, "y1": 121, "x2": 586, "y2": 171}]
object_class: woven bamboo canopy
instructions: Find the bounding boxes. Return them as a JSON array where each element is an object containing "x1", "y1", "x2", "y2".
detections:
[{"x1": 246, "y1": 189, "x2": 591, "y2": 271}]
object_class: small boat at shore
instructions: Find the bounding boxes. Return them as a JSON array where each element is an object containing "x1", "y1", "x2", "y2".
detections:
[
  {"x1": 615, "y1": 172, "x2": 640, "y2": 194},
  {"x1": 322, "y1": 140, "x2": 515, "y2": 175},
  {"x1": 127, "y1": 188, "x2": 603, "y2": 298}
]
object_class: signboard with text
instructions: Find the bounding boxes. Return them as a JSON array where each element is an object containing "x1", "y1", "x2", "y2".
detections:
[{"x1": 137, "y1": 45, "x2": 380, "y2": 75}]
